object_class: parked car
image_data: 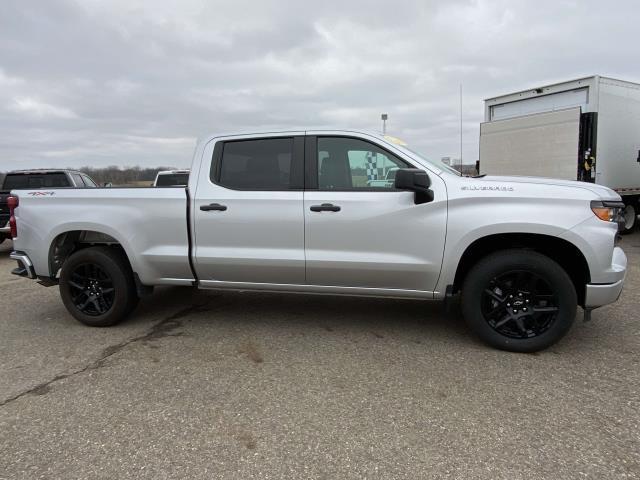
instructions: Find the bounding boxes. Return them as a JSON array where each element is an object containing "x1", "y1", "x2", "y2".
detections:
[
  {"x1": 7, "y1": 130, "x2": 627, "y2": 352},
  {"x1": 0, "y1": 169, "x2": 97, "y2": 244},
  {"x1": 153, "y1": 169, "x2": 190, "y2": 187}
]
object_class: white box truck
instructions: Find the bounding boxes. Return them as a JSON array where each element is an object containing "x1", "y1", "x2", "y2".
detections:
[{"x1": 480, "y1": 76, "x2": 640, "y2": 232}]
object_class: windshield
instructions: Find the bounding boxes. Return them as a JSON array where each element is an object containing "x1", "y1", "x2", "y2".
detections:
[
  {"x1": 380, "y1": 135, "x2": 462, "y2": 176},
  {"x1": 398, "y1": 145, "x2": 462, "y2": 176}
]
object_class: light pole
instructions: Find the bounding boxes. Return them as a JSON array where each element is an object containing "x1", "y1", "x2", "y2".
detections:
[{"x1": 381, "y1": 113, "x2": 388, "y2": 135}]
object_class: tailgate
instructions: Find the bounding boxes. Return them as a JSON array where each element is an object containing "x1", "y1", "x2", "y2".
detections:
[{"x1": 0, "y1": 191, "x2": 10, "y2": 226}]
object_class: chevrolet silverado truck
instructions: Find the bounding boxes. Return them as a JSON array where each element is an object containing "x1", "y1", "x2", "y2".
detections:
[
  {"x1": 0, "y1": 169, "x2": 97, "y2": 244},
  {"x1": 7, "y1": 130, "x2": 627, "y2": 352}
]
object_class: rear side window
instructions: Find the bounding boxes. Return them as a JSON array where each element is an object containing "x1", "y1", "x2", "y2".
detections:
[
  {"x1": 4, "y1": 173, "x2": 70, "y2": 189},
  {"x1": 214, "y1": 138, "x2": 294, "y2": 190}
]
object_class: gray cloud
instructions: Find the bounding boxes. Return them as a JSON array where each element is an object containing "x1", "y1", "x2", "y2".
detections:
[{"x1": 1, "y1": 0, "x2": 638, "y2": 170}]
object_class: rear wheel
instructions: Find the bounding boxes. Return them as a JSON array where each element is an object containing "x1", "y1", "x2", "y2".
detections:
[
  {"x1": 461, "y1": 250, "x2": 577, "y2": 352},
  {"x1": 59, "y1": 246, "x2": 138, "y2": 327}
]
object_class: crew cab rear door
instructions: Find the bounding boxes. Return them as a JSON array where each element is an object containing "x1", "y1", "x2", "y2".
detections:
[
  {"x1": 193, "y1": 134, "x2": 305, "y2": 285},
  {"x1": 303, "y1": 134, "x2": 447, "y2": 293}
]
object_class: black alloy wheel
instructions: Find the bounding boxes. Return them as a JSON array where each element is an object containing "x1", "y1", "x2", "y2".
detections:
[
  {"x1": 481, "y1": 270, "x2": 559, "y2": 339},
  {"x1": 461, "y1": 250, "x2": 577, "y2": 352},
  {"x1": 60, "y1": 246, "x2": 138, "y2": 327},
  {"x1": 67, "y1": 263, "x2": 116, "y2": 316}
]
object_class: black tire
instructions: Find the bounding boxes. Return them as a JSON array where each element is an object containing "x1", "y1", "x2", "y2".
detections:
[
  {"x1": 621, "y1": 203, "x2": 637, "y2": 235},
  {"x1": 461, "y1": 250, "x2": 577, "y2": 353},
  {"x1": 59, "y1": 246, "x2": 138, "y2": 327}
]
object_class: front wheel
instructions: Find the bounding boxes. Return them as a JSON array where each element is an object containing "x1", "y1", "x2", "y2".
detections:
[
  {"x1": 59, "y1": 246, "x2": 138, "y2": 327},
  {"x1": 461, "y1": 250, "x2": 577, "y2": 352}
]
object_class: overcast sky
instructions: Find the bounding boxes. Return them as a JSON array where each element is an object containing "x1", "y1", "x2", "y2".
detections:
[{"x1": 1, "y1": 0, "x2": 638, "y2": 171}]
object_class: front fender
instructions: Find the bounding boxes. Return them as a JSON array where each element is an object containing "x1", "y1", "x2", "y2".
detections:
[
  {"x1": 435, "y1": 222, "x2": 573, "y2": 296},
  {"x1": 434, "y1": 193, "x2": 595, "y2": 297}
]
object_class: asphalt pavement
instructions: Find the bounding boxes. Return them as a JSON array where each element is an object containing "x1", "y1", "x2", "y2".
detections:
[{"x1": 0, "y1": 237, "x2": 638, "y2": 479}]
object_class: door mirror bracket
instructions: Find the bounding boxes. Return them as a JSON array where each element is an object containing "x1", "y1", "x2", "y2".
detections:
[{"x1": 394, "y1": 168, "x2": 434, "y2": 204}]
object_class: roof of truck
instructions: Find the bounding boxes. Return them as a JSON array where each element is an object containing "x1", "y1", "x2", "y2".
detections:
[
  {"x1": 156, "y1": 169, "x2": 190, "y2": 175},
  {"x1": 6, "y1": 169, "x2": 85, "y2": 175},
  {"x1": 484, "y1": 75, "x2": 640, "y2": 102},
  {"x1": 199, "y1": 128, "x2": 390, "y2": 144}
]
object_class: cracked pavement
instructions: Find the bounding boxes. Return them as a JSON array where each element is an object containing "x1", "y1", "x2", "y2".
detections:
[{"x1": 0, "y1": 238, "x2": 639, "y2": 479}]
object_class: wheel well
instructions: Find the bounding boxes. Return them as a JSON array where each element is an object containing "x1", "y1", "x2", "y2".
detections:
[
  {"x1": 453, "y1": 233, "x2": 591, "y2": 306},
  {"x1": 49, "y1": 230, "x2": 131, "y2": 279}
]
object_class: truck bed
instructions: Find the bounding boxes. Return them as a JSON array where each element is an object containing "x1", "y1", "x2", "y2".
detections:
[
  {"x1": 13, "y1": 187, "x2": 194, "y2": 285},
  {"x1": 0, "y1": 190, "x2": 10, "y2": 230}
]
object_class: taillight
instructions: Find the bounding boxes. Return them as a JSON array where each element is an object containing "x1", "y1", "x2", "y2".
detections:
[{"x1": 8, "y1": 195, "x2": 18, "y2": 238}]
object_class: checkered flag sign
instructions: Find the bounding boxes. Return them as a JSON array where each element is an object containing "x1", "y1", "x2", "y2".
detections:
[{"x1": 366, "y1": 152, "x2": 379, "y2": 181}]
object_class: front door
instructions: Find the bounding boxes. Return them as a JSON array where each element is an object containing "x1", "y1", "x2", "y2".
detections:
[
  {"x1": 194, "y1": 135, "x2": 305, "y2": 285},
  {"x1": 304, "y1": 135, "x2": 447, "y2": 292}
]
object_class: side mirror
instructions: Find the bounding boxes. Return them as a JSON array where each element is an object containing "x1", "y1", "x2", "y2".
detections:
[
  {"x1": 394, "y1": 168, "x2": 434, "y2": 204},
  {"x1": 103, "y1": 182, "x2": 112, "y2": 188}
]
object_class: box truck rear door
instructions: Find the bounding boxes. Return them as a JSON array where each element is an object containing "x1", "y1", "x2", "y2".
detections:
[{"x1": 479, "y1": 107, "x2": 581, "y2": 180}]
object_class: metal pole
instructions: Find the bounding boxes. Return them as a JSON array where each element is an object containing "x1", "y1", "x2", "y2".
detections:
[
  {"x1": 381, "y1": 113, "x2": 388, "y2": 135},
  {"x1": 459, "y1": 84, "x2": 463, "y2": 172}
]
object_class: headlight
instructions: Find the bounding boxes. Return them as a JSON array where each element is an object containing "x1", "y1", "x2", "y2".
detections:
[{"x1": 591, "y1": 200, "x2": 625, "y2": 230}]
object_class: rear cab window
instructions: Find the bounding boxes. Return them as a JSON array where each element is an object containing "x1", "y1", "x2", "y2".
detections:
[{"x1": 3, "y1": 173, "x2": 71, "y2": 189}]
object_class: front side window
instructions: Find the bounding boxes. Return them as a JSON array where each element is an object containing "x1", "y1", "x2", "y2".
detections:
[
  {"x1": 317, "y1": 137, "x2": 409, "y2": 190},
  {"x1": 215, "y1": 138, "x2": 294, "y2": 190}
]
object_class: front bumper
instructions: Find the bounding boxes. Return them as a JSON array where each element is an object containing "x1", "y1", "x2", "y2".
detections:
[{"x1": 584, "y1": 246, "x2": 627, "y2": 308}]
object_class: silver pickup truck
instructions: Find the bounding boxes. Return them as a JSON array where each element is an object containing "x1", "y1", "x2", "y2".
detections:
[{"x1": 8, "y1": 130, "x2": 627, "y2": 352}]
